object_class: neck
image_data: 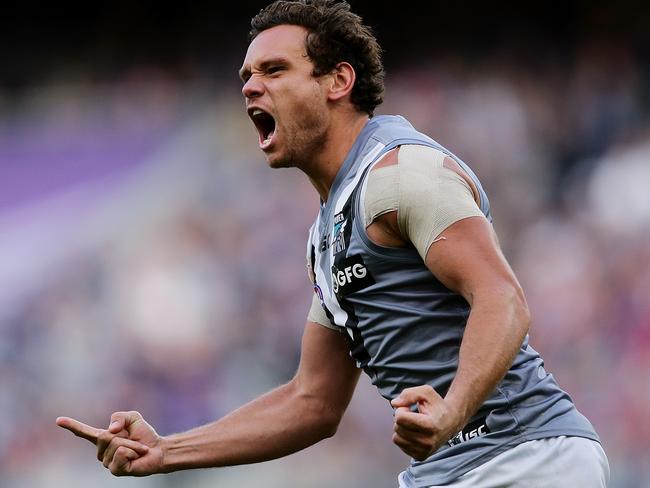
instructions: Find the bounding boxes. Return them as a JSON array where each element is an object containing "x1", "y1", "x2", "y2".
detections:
[{"x1": 302, "y1": 111, "x2": 370, "y2": 201}]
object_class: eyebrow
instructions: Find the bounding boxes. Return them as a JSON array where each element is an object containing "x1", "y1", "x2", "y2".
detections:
[
  {"x1": 238, "y1": 65, "x2": 250, "y2": 82},
  {"x1": 239, "y1": 57, "x2": 291, "y2": 82}
]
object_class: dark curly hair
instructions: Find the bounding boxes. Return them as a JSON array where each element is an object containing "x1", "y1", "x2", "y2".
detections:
[{"x1": 249, "y1": 0, "x2": 384, "y2": 116}]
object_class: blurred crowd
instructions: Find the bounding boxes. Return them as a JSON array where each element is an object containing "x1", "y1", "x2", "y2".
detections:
[{"x1": 1, "y1": 37, "x2": 649, "y2": 488}]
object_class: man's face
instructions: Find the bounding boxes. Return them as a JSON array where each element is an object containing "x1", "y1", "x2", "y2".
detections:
[{"x1": 240, "y1": 25, "x2": 330, "y2": 168}]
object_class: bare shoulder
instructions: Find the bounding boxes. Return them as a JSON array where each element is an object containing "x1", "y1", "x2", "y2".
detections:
[
  {"x1": 366, "y1": 146, "x2": 405, "y2": 247},
  {"x1": 372, "y1": 146, "x2": 400, "y2": 169},
  {"x1": 441, "y1": 155, "x2": 480, "y2": 205}
]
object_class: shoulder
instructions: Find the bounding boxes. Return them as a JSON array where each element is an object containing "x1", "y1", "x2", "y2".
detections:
[{"x1": 363, "y1": 144, "x2": 486, "y2": 258}]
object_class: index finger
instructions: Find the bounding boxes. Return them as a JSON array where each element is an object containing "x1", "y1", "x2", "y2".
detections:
[{"x1": 56, "y1": 416, "x2": 102, "y2": 444}]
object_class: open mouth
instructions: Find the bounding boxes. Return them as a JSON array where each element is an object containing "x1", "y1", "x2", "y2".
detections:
[{"x1": 248, "y1": 108, "x2": 276, "y2": 149}]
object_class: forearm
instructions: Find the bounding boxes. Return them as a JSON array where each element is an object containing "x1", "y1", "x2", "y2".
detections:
[
  {"x1": 445, "y1": 286, "x2": 530, "y2": 426},
  {"x1": 160, "y1": 379, "x2": 338, "y2": 473}
]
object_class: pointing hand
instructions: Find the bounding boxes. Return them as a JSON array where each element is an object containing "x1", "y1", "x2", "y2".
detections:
[{"x1": 56, "y1": 411, "x2": 164, "y2": 476}]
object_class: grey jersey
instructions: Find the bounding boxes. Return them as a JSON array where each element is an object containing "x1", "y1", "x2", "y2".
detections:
[{"x1": 307, "y1": 115, "x2": 599, "y2": 487}]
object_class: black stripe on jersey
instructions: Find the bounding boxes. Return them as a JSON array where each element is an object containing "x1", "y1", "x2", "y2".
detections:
[
  {"x1": 311, "y1": 243, "x2": 337, "y2": 326},
  {"x1": 331, "y1": 192, "x2": 372, "y2": 366},
  {"x1": 310, "y1": 243, "x2": 315, "y2": 271},
  {"x1": 337, "y1": 284, "x2": 371, "y2": 366}
]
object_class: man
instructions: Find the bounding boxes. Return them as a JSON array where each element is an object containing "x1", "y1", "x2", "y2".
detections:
[{"x1": 56, "y1": 1, "x2": 609, "y2": 486}]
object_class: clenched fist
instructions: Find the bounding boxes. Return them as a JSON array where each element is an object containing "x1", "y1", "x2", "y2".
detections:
[{"x1": 390, "y1": 385, "x2": 462, "y2": 461}]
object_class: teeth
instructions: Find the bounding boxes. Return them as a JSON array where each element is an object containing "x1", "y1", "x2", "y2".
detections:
[
  {"x1": 252, "y1": 109, "x2": 263, "y2": 116},
  {"x1": 262, "y1": 130, "x2": 274, "y2": 147}
]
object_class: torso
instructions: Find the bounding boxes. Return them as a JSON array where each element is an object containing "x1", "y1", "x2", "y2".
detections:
[{"x1": 307, "y1": 115, "x2": 599, "y2": 487}]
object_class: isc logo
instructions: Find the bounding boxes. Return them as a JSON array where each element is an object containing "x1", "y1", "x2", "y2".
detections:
[
  {"x1": 332, "y1": 263, "x2": 368, "y2": 293},
  {"x1": 447, "y1": 418, "x2": 490, "y2": 446},
  {"x1": 330, "y1": 254, "x2": 375, "y2": 298}
]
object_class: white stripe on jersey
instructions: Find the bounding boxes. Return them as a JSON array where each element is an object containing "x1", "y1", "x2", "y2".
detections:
[
  {"x1": 310, "y1": 212, "x2": 350, "y2": 329},
  {"x1": 334, "y1": 142, "x2": 385, "y2": 214},
  {"x1": 309, "y1": 142, "x2": 387, "y2": 336}
]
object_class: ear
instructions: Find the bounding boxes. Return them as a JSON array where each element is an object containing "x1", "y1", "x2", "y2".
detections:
[{"x1": 326, "y1": 62, "x2": 356, "y2": 103}]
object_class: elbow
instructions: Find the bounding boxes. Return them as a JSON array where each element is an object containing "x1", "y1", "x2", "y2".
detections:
[
  {"x1": 320, "y1": 418, "x2": 340, "y2": 439},
  {"x1": 296, "y1": 410, "x2": 340, "y2": 442},
  {"x1": 315, "y1": 407, "x2": 343, "y2": 440},
  {"x1": 291, "y1": 382, "x2": 344, "y2": 441}
]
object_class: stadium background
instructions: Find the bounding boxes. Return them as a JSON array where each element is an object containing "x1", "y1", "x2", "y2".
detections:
[{"x1": 1, "y1": 1, "x2": 648, "y2": 486}]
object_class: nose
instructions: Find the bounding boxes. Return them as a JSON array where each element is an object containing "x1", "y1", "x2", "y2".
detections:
[{"x1": 242, "y1": 75, "x2": 264, "y2": 99}]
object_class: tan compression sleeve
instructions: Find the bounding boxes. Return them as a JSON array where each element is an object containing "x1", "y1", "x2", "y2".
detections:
[
  {"x1": 363, "y1": 145, "x2": 486, "y2": 260},
  {"x1": 307, "y1": 292, "x2": 338, "y2": 330}
]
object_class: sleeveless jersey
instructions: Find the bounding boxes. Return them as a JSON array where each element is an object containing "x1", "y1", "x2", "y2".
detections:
[{"x1": 306, "y1": 115, "x2": 600, "y2": 487}]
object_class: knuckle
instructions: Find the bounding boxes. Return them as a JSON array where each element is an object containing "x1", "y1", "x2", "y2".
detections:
[
  {"x1": 417, "y1": 438, "x2": 431, "y2": 449},
  {"x1": 101, "y1": 442, "x2": 118, "y2": 465},
  {"x1": 395, "y1": 409, "x2": 409, "y2": 422},
  {"x1": 395, "y1": 426, "x2": 408, "y2": 439},
  {"x1": 110, "y1": 412, "x2": 125, "y2": 423},
  {"x1": 97, "y1": 430, "x2": 107, "y2": 443},
  {"x1": 98, "y1": 430, "x2": 112, "y2": 444}
]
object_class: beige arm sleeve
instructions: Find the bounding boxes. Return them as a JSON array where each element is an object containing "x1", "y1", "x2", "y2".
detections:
[
  {"x1": 305, "y1": 255, "x2": 337, "y2": 330},
  {"x1": 363, "y1": 144, "x2": 486, "y2": 260},
  {"x1": 307, "y1": 292, "x2": 338, "y2": 330}
]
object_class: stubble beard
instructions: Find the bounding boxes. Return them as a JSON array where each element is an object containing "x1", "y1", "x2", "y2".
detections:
[{"x1": 267, "y1": 103, "x2": 329, "y2": 170}]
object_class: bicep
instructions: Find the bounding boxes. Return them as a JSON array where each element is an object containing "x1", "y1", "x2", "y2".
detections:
[
  {"x1": 424, "y1": 216, "x2": 524, "y2": 305},
  {"x1": 397, "y1": 163, "x2": 485, "y2": 261},
  {"x1": 295, "y1": 321, "x2": 360, "y2": 412}
]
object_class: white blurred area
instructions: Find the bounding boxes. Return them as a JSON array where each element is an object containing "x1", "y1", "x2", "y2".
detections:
[{"x1": 1, "y1": 44, "x2": 649, "y2": 487}]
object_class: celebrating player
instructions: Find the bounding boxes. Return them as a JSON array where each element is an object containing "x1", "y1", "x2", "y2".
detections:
[{"x1": 57, "y1": 1, "x2": 609, "y2": 486}]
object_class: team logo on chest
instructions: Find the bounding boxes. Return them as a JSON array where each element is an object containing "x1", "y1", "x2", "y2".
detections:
[{"x1": 331, "y1": 212, "x2": 348, "y2": 254}]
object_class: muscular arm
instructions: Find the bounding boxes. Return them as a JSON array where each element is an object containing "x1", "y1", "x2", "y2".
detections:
[
  {"x1": 366, "y1": 147, "x2": 530, "y2": 459},
  {"x1": 57, "y1": 321, "x2": 361, "y2": 475},
  {"x1": 423, "y1": 216, "x2": 530, "y2": 425},
  {"x1": 385, "y1": 215, "x2": 530, "y2": 459},
  {"x1": 161, "y1": 321, "x2": 360, "y2": 471}
]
